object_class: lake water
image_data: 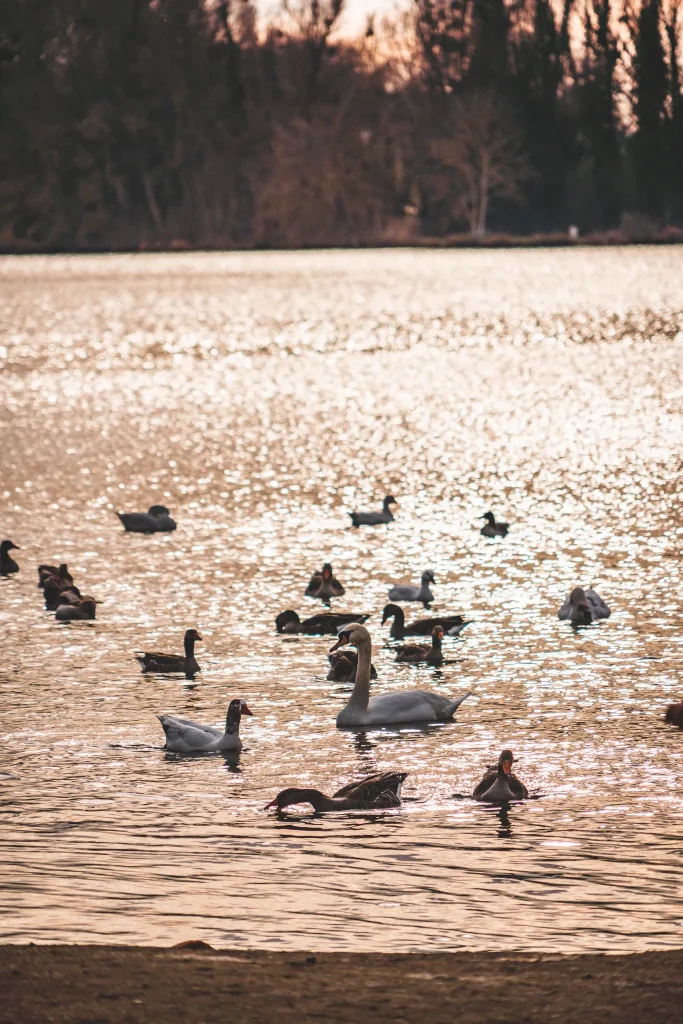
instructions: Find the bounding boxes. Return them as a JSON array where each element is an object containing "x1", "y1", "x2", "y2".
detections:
[{"x1": 1, "y1": 247, "x2": 682, "y2": 953}]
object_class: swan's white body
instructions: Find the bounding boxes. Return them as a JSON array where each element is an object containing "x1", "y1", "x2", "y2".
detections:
[
  {"x1": 334, "y1": 624, "x2": 470, "y2": 727},
  {"x1": 388, "y1": 571, "x2": 435, "y2": 606},
  {"x1": 558, "y1": 587, "x2": 611, "y2": 623},
  {"x1": 158, "y1": 701, "x2": 251, "y2": 752}
]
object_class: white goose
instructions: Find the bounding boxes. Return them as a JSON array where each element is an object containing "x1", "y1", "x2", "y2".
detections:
[
  {"x1": 332, "y1": 624, "x2": 470, "y2": 727},
  {"x1": 158, "y1": 698, "x2": 252, "y2": 753}
]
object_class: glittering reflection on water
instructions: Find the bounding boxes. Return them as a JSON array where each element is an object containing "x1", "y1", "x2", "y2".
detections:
[{"x1": 0, "y1": 248, "x2": 682, "y2": 953}]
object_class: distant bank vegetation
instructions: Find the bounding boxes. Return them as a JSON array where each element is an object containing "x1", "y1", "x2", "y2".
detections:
[{"x1": 1, "y1": 0, "x2": 683, "y2": 251}]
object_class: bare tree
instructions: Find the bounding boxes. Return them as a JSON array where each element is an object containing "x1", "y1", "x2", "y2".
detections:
[{"x1": 430, "y1": 91, "x2": 529, "y2": 235}]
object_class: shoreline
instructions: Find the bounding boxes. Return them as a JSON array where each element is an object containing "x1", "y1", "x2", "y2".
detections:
[{"x1": 2, "y1": 944, "x2": 682, "y2": 1023}]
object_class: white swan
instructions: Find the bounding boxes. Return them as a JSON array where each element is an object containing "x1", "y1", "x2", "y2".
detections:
[
  {"x1": 332, "y1": 624, "x2": 470, "y2": 727},
  {"x1": 558, "y1": 586, "x2": 611, "y2": 625},
  {"x1": 158, "y1": 698, "x2": 252, "y2": 752},
  {"x1": 388, "y1": 570, "x2": 435, "y2": 608}
]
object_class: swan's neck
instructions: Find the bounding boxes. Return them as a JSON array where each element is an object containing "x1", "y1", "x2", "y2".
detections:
[{"x1": 348, "y1": 637, "x2": 372, "y2": 711}]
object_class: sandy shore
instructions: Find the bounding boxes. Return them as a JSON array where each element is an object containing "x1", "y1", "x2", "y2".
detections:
[{"x1": 1, "y1": 944, "x2": 682, "y2": 1023}]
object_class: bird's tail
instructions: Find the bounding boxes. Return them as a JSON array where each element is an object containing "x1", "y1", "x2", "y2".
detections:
[{"x1": 446, "y1": 691, "x2": 471, "y2": 718}]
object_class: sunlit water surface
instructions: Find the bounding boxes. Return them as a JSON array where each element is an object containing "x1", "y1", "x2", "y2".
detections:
[{"x1": 1, "y1": 248, "x2": 682, "y2": 953}]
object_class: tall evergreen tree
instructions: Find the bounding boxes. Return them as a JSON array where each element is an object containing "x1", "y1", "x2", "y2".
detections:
[{"x1": 632, "y1": 0, "x2": 668, "y2": 218}]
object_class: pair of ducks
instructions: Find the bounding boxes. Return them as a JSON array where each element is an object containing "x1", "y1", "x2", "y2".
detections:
[
  {"x1": 558, "y1": 587, "x2": 610, "y2": 625},
  {"x1": 118, "y1": 504, "x2": 176, "y2": 534},
  {"x1": 266, "y1": 750, "x2": 527, "y2": 812},
  {"x1": 37, "y1": 563, "x2": 98, "y2": 620}
]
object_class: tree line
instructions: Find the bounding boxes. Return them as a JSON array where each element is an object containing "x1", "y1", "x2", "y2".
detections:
[{"x1": 1, "y1": 0, "x2": 682, "y2": 251}]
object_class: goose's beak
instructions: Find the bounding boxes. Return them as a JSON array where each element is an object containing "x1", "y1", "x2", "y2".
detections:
[
  {"x1": 264, "y1": 798, "x2": 279, "y2": 810},
  {"x1": 196, "y1": 633, "x2": 203, "y2": 641},
  {"x1": 241, "y1": 703, "x2": 254, "y2": 716}
]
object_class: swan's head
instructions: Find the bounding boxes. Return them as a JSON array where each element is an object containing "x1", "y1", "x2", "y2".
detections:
[
  {"x1": 383, "y1": 495, "x2": 397, "y2": 506},
  {"x1": 149, "y1": 505, "x2": 170, "y2": 516},
  {"x1": 275, "y1": 610, "x2": 300, "y2": 633},
  {"x1": 329, "y1": 622, "x2": 370, "y2": 653},
  {"x1": 321, "y1": 563, "x2": 333, "y2": 580},
  {"x1": 421, "y1": 570, "x2": 436, "y2": 585},
  {"x1": 381, "y1": 604, "x2": 401, "y2": 625},
  {"x1": 498, "y1": 749, "x2": 517, "y2": 775},
  {"x1": 1, "y1": 539, "x2": 19, "y2": 553},
  {"x1": 184, "y1": 628, "x2": 203, "y2": 643},
  {"x1": 480, "y1": 512, "x2": 495, "y2": 524}
]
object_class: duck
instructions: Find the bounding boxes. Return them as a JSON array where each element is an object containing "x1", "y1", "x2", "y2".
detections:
[
  {"x1": 387, "y1": 570, "x2": 435, "y2": 608},
  {"x1": 395, "y1": 625, "x2": 445, "y2": 666},
  {"x1": 327, "y1": 649, "x2": 378, "y2": 682},
  {"x1": 117, "y1": 505, "x2": 177, "y2": 533},
  {"x1": 0, "y1": 540, "x2": 19, "y2": 575},
  {"x1": 665, "y1": 702, "x2": 683, "y2": 728},
  {"x1": 137, "y1": 628, "x2": 202, "y2": 675},
  {"x1": 304, "y1": 563, "x2": 345, "y2": 603},
  {"x1": 349, "y1": 495, "x2": 396, "y2": 528},
  {"x1": 265, "y1": 771, "x2": 407, "y2": 812},
  {"x1": 39, "y1": 564, "x2": 81, "y2": 610},
  {"x1": 381, "y1": 603, "x2": 472, "y2": 640},
  {"x1": 472, "y1": 749, "x2": 528, "y2": 802},
  {"x1": 558, "y1": 586, "x2": 611, "y2": 625},
  {"x1": 332, "y1": 623, "x2": 470, "y2": 726},
  {"x1": 55, "y1": 596, "x2": 97, "y2": 621},
  {"x1": 158, "y1": 698, "x2": 252, "y2": 752},
  {"x1": 275, "y1": 610, "x2": 369, "y2": 635},
  {"x1": 479, "y1": 512, "x2": 509, "y2": 537}
]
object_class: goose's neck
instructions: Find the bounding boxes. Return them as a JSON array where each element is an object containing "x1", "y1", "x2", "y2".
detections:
[
  {"x1": 348, "y1": 637, "x2": 372, "y2": 711},
  {"x1": 225, "y1": 709, "x2": 241, "y2": 735},
  {"x1": 293, "y1": 789, "x2": 341, "y2": 812},
  {"x1": 389, "y1": 605, "x2": 405, "y2": 637},
  {"x1": 432, "y1": 635, "x2": 442, "y2": 651},
  {"x1": 184, "y1": 635, "x2": 195, "y2": 658}
]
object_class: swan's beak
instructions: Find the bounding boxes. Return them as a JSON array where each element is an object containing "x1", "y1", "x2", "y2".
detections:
[
  {"x1": 241, "y1": 702, "x2": 254, "y2": 716},
  {"x1": 264, "y1": 798, "x2": 279, "y2": 810},
  {"x1": 329, "y1": 635, "x2": 348, "y2": 653}
]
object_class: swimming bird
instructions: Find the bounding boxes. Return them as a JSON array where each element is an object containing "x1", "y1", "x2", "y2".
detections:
[
  {"x1": 479, "y1": 512, "x2": 509, "y2": 538},
  {"x1": 388, "y1": 570, "x2": 435, "y2": 608},
  {"x1": 137, "y1": 628, "x2": 202, "y2": 675},
  {"x1": 0, "y1": 540, "x2": 19, "y2": 575},
  {"x1": 158, "y1": 698, "x2": 252, "y2": 753},
  {"x1": 349, "y1": 495, "x2": 396, "y2": 528},
  {"x1": 117, "y1": 505, "x2": 177, "y2": 533},
  {"x1": 472, "y1": 749, "x2": 528, "y2": 802},
  {"x1": 327, "y1": 649, "x2": 378, "y2": 682},
  {"x1": 304, "y1": 563, "x2": 345, "y2": 603},
  {"x1": 265, "y1": 771, "x2": 407, "y2": 812},
  {"x1": 55, "y1": 596, "x2": 97, "y2": 621},
  {"x1": 39, "y1": 564, "x2": 81, "y2": 609},
  {"x1": 275, "y1": 610, "x2": 369, "y2": 635},
  {"x1": 381, "y1": 603, "x2": 471, "y2": 640},
  {"x1": 395, "y1": 625, "x2": 445, "y2": 666},
  {"x1": 332, "y1": 624, "x2": 470, "y2": 726},
  {"x1": 665, "y1": 702, "x2": 683, "y2": 728},
  {"x1": 558, "y1": 587, "x2": 611, "y2": 625}
]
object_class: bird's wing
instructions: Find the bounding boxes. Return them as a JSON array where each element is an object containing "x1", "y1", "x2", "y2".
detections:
[
  {"x1": 472, "y1": 769, "x2": 497, "y2": 800},
  {"x1": 333, "y1": 771, "x2": 406, "y2": 801},
  {"x1": 330, "y1": 579, "x2": 345, "y2": 596},
  {"x1": 586, "y1": 590, "x2": 610, "y2": 618},
  {"x1": 509, "y1": 774, "x2": 529, "y2": 798},
  {"x1": 304, "y1": 573, "x2": 323, "y2": 596},
  {"x1": 557, "y1": 596, "x2": 573, "y2": 619}
]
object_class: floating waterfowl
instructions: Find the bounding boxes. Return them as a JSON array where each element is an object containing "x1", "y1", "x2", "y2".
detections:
[
  {"x1": 265, "y1": 771, "x2": 407, "y2": 812},
  {"x1": 472, "y1": 749, "x2": 528, "y2": 802},
  {"x1": 275, "y1": 610, "x2": 369, "y2": 635},
  {"x1": 395, "y1": 625, "x2": 445, "y2": 666},
  {"x1": 327, "y1": 649, "x2": 378, "y2": 682},
  {"x1": 558, "y1": 587, "x2": 611, "y2": 626},
  {"x1": 38, "y1": 563, "x2": 81, "y2": 609},
  {"x1": 381, "y1": 603, "x2": 472, "y2": 640},
  {"x1": 0, "y1": 540, "x2": 19, "y2": 575},
  {"x1": 349, "y1": 495, "x2": 396, "y2": 528},
  {"x1": 387, "y1": 570, "x2": 435, "y2": 608},
  {"x1": 665, "y1": 702, "x2": 683, "y2": 728},
  {"x1": 55, "y1": 596, "x2": 98, "y2": 621},
  {"x1": 158, "y1": 698, "x2": 252, "y2": 753},
  {"x1": 117, "y1": 505, "x2": 177, "y2": 533},
  {"x1": 332, "y1": 624, "x2": 470, "y2": 726},
  {"x1": 305, "y1": 563, "x2": 345, "y2": 603},
  {"x1": 137, "y1": 628, "x2": 202, "y2": 675},
  {"x1": 479, "y1": 512, "x2": 509, "y2": 538}
]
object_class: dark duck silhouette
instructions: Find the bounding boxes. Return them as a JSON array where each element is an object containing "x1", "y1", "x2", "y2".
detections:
[
  {"x1": 349, "y1": 495, "x2": 396, "y2": 528},
  {"x1": 327, "y1": 649, "x2": 378, "y2": 682},
  {"x1": 0, "y1": 540, "x2": 19, "y2": 575},
  {"x1": 395, "y1": 625, "x2": 445, "y2": 666},
  {"x1": 381, "y1": 603, "x2": 472, "y2": 640},
  {"x1": 55, "y1": 596, "x2": 98, "y2": 621},
  {"x1": 275, "y1": 610, "x2": 369, "y2": 635},
  {"x1": 665, "y1": 702, "x2": 683, "y2": 728},
  {"x1": 304, "y1": 563, "x2": 345, "y2": 604},
  {"x1": 265, "y1": 771, "x2": 408, "y2": 812},
  {"x1": 117, "y1": 505, "x2": 176, "y2": 533},
  {"x1": 137, "y1": 628, "x2": 202, "y2": 675},
  {"x1": 472, "y1": 750, "x2": 528, "y2": 802},
  {"x1": 38, "y1": 564, "x2": 81, "y2": 609},
  {"x1": 479, "y1": 512, "x2": 509, "y2": 537},
  {"x1": 558, "y1": 586, "x2": 610, "y2": 625}
]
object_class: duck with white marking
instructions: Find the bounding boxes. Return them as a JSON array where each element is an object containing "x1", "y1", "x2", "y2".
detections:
[
  {"x1": 472, "y1": 749, "x2": 528, "y2": 802},
  {"x1": 349, "y1": 495, "x2": 396, "y2": 528},
  {"x1": 332, "y1": 623, "x2": 470, "y2": 726},
  {"x1": 388, "y1": 570, "x2": 435, "y2": 609},
  {"x1": 479, "y1": 512, "x2": 508, "y2": 537},
  {"x1": 159, "y1": 698, "x2": 252, "y2": 752},
  {"x1": 275, "y1": 610, "x2": 369, "y2": 635},
  {"x1": 265, "y1": 771, "x2": 407, "y2": 812},
  {"x1": 381, "y1": 603, "x2": 471, "y2": 640},
  {"x1": 558, "y1": 587, "x2": 610, "y2": 626}
]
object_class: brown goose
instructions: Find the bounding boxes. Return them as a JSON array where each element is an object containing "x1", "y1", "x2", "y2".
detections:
[
  {"x1": 472, "y1": 750, "x2": 528, "y2": 802},
  {"x1": 304, "y1": 563, "x2": 345, "y2": 604},
  {"x1": 0, "y1": 540, "x2": 19, "y2": 575},
  {"x1": 265, "y1": 771, "x2": 408, "y2": 812},
  {"x1": 137, "y1": 629, "x2": 202, "y2": 675},
  {"x1": 665, "y1": 702, "x2": 683, "y2": 728},
  {"x1": 275, "y1": 610, "x2": 369, "y2": 635},
  {"x1": 395, "y1": 625, "x2": 445, "y2": 666},
  {"x1": 55, "y1": 596, "x2": 97, "y2": 621},
  {"x1": 382, "y1": 604, "x2": 472, "y2": 640},
  {"x1": 327, "y1": 649, "x2": 378, "y2": 682}
]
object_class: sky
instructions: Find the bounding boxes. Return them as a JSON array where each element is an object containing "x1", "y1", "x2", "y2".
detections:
[{"x1": 260, "y1": 0, "x2": 410, "y2": 34}]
